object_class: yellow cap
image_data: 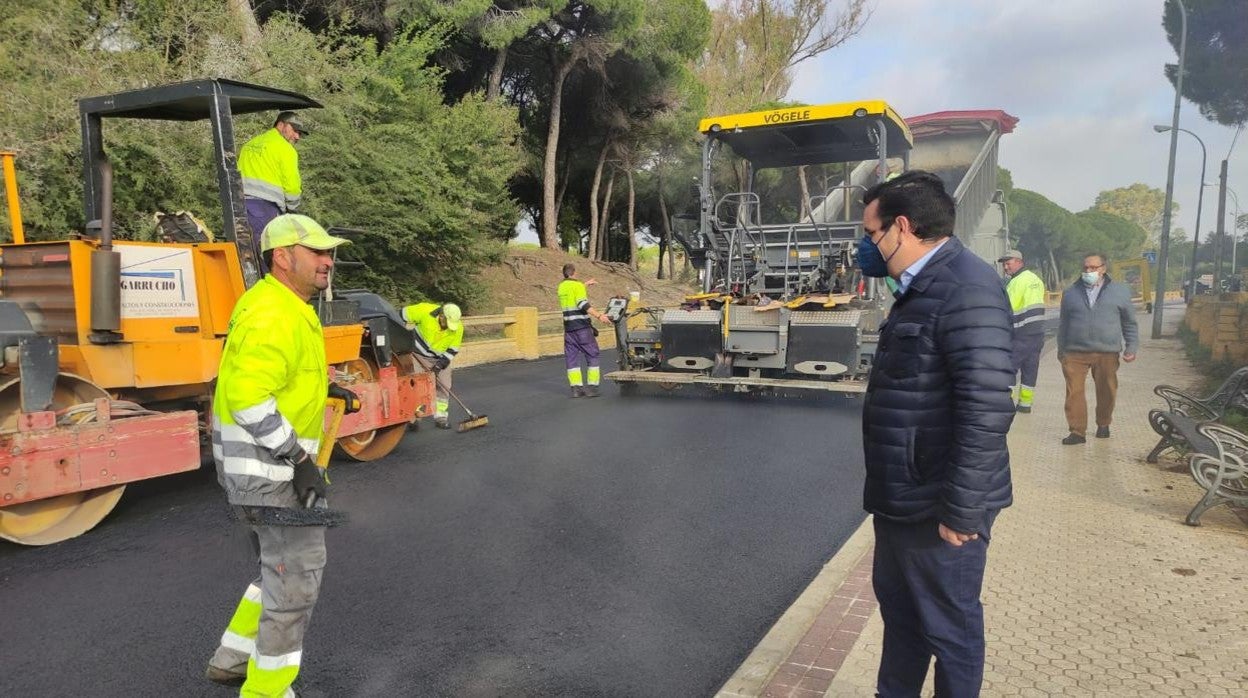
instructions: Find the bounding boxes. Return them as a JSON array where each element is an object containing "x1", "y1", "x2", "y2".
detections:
[
  {"x1": 442, "y1": 303, "x2": 462, "y2": 331},
  {"x1": 260, "y1": 214, "x2": 350, "y2": 252}
]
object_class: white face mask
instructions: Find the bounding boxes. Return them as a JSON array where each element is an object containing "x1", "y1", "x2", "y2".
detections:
[{"x1": 1081, "y1": 271, "x2": 1101, "y2": 286}]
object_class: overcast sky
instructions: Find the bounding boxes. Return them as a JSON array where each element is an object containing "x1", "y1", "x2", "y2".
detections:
[{"x1": 788, "y1": 0, "x2": 1246, "y2": 242}]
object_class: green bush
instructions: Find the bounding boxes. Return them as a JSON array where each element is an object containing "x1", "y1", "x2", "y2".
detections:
[{"x1": 0, "y1": 2, "x2": 523, "y2": 311}]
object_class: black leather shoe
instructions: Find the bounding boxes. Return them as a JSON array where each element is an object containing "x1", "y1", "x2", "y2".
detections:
[
  {"x1": 1016, "y1": 404, "x2": 1032, "y2": 413},
  {"x1": 1061, "y1": 433, "x2": 1086, "y2": 445},
  {"x1": 584, "y1": 385, "x2": 600, "y2": 398},
  {"x1": 570, "y1": 387, "x2": 584, "y2": 398},
  {"x1": 1095, "y1": 426, "x2": 1110, "y2": 438}
]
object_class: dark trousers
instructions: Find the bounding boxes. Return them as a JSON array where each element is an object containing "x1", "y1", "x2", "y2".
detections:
[
  {"x1": 873, "y1": 517, "x2": 991, "y2": 697},
  {"x1": 1009, "y1": 330, "x2": 1044, "y2": 388},
  {"x1": 244, "y1": 198, "x2": 282, "y2": 273}
]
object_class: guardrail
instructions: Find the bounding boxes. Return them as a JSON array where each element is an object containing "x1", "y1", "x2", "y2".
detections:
[
  {"x1": 455, "y1": 307, "x2": 617, "y2": 368},
  {"x1": 1043, "y1": 289, "x2": 1184, "y2": 307},
  {"x1": 461, "y1": 289, "x2": 1190, "y2": 367}
]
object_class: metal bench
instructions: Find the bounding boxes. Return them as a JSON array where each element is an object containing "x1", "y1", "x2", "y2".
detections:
[
  {"x1": 1185, "y1": 422, "x2": 1248, "y2": 526},
  {"x1": 1146, "y1": 366, "x2": 1248, "y2": 463}
]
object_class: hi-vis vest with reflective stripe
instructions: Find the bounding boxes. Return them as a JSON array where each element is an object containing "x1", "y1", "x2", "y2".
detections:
[
  {"x1": 238, "y1": 128, "x2": 302, "y2": 212},
  {"x1": 402, "y1": 302, "x2": 463, "y2": 362},
  {"x1": 1006, "y1": 267, "x2": 1047, "y2": 335},
  {"x1": 212, "y1": 275, "x2": 327, "y2": 508},
  {"x1": 557, "y1": 279, "x2": 591, "y2": 331}
]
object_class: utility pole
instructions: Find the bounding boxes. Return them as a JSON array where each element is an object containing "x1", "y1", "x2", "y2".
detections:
[
  {"x1": 1154, "y1": 125, "x2": 1205, "y2": 304},
  {"x1": 1153, "y1": 0, "x2": 1186, "y2": 338},
  {"x1": 1213, "y1": 159, "x2": 1228, "y2": 288}
]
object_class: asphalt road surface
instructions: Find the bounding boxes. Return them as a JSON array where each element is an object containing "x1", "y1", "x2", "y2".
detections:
[{"x1": 0, "y1": 353, "x2": 867, "y2": 697}]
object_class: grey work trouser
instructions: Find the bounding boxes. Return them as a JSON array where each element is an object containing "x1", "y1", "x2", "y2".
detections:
[{"x1": 208, "y1": 523, "x2": 327, "y2": 692}]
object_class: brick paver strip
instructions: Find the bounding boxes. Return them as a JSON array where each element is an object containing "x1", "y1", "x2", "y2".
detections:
[{"x1": 758, "y1": 552, "x2": 877, "y2": 697}]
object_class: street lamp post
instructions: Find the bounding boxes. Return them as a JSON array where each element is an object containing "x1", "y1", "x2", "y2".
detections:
[
  {"x1": 1154, "y1": 125, "x2": 1205, "y2": 303},
  {"x1": 1153, "y1": 0, "x2": 1187, "y2": 338}
]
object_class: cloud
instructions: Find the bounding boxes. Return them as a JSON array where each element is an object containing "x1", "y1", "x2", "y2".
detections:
[{"x1": 787, "y1": 0, "x2": 1247, "y2": 239}]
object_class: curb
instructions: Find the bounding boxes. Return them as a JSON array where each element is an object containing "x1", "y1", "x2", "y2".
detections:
[{"x1": 716, "y1": 516, "x2": 875, "y2": 697}]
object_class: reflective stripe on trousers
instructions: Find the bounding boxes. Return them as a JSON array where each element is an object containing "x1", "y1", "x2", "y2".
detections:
[
  {"x1": 207, "y1": 524, "x2": 326, "y2": 697},
  {"x1": 564, "y1": 327, "x2": 599, "y2": 386},
  {"x1": 436, "y1": 364, "x2": 452, "y2": 418}
]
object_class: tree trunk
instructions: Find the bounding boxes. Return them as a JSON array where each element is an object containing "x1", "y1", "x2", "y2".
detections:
[
  {"x1": 555, "y1": 154, "x2": 571, "y2": 248},
  {"x1": 228, "y1": 0, "x2": 265, "y2": 70},
  {"x1": 598, "y1": 169, "x2": 616, "y2": 261},
  {"x1": 587, "y1": 138, "x2": 611, "y2": 261},
  {"x1": 540, "y1": 57, "x2": 576, "y2": 249},
  {"x1": 798, "y1": 165, "x2": 812, "y2": 221},
  {"x1": 658, "y1": 185, "x2": 673, "y2": 281},
  {"x1": 486, "y1": 46, "x2": 507, "y2": 101},
  {"x1": 626, "y1": 169, "x2": 637, "y2": 271}
]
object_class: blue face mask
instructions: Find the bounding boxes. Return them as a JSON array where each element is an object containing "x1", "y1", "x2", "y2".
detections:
[{"x1": 856, "y1": 235, "x2": 889, "y2": 278}]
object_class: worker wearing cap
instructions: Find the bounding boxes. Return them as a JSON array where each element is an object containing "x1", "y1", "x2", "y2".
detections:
[
  {"x1": 558, "y1": 263, "x2": 610, "y2": 398},
  {"x1": 999, "y1": 249, "x2": 1047, "y2": 413},
  {"x1": 206, "y1": 214, "x2": 358, "y2": 696},
  {"x1": 238, "y1": 111, "x2": 308, "y2": 271},
  {"x1": 402, "y1": 302, "x2": 464, "y2": 429}
]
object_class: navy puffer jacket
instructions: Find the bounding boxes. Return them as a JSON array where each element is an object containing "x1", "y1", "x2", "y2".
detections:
[{"x1": 862, "y1": 237, "x2": 1015, "y2": 534}]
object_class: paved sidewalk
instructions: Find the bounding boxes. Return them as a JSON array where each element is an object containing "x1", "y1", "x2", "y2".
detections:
[{"x1": 723, "y1": 307, "x2": 1248, "y2": 697}]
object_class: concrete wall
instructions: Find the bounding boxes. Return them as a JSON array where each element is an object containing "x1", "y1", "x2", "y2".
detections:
[
  {"x1": 455, "y1": 307, "x2": 618, "y2": 368},
  {"x1": 1182, "y1": 294, "x2": 1248, "y2": 363}
]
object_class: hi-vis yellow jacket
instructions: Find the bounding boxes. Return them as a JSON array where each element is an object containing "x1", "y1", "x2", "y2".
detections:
[
  {"x1": 1006, "y1": 267, "x2": 1047, "y2": 336},
  {"x1": 238, "y1": 128, "x2": 302, "y2": 212},
  {"x1": 557, "y1": 279, "x2": 592, "y2": 331},
  {"x1": 212, "y1": 275, "x2": 326, "y2": 508},
  {"x1": 402, "y1": 302, "x2": 463, "y2": 362}
]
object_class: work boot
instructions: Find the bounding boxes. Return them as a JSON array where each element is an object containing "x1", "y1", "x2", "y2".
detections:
[
  {"x1": 1061, "y1": 433, "x2": 1086, "y2": 445},
  {"x1": 570, "y1": 386, "x2": 585, "y2": 398},
  {"x1": 205, "y1": 666, "x2": 246, "y2": 687},
  {"x1": 435, "y1": 416, "x2": 451, "y2": 430},
  {"x1": 1016, "y1": 403, "x2": 1032, "y2": 414},
  {"x1": 584, "y1": 385, "x2": 601, "y2": 398},
  {"x1": 1095, "y1": 426, "x2": 1110, "y2": 439}
]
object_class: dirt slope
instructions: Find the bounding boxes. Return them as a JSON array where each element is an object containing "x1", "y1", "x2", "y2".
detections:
[{"x1": 475, "y1": 247, "x2": 697, "y2": 315}]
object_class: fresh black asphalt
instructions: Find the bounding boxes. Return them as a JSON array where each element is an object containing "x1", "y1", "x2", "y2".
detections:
[{"x1": 0, "y1": 353, "x2": 866, "y2": 697}]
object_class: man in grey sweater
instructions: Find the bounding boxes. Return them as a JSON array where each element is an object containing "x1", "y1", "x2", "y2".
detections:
[{"x1": 1056, "y1": 253, "x2": 1139, "y2": 445}]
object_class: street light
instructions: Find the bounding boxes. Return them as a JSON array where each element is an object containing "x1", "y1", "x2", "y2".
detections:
[
  {"x1": 1154, "y1": 124, "x2": 1205, "y2": 304},
  {"x1": 1225, "y1": 185, "x2": 1241, "y2": 282},
  {"x1": 1204, "y1": 182, "x2": 1242, "y2": 288},
  {"x1": 1152, "y1": 0, "x2": 1187, "y2": 338}
]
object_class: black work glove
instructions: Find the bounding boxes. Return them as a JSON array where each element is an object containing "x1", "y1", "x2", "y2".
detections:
[
  {"x1": 291, "y1": 453, "x2": 328, "y2": 504},
  {"x1": 328, "y1": 383, "x2": 362, "y2": 414},
  {"x1": 433, "y1": 356, "x2": 450, "y2": 372}
]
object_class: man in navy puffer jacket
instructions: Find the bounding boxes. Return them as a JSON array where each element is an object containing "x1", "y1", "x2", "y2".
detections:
[{"x1": 860, "y1": 171, "x2": 1015, "y2": 697}]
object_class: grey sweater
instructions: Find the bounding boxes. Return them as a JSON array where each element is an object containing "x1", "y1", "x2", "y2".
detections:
[{"x1": 1057, "y1": 276, "x2": 1139, "y2": 355}]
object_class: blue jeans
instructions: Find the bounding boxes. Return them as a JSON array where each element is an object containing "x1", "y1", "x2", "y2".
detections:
[{"x1": 873, "y1": 516, "x2": 992, "y2": 697}]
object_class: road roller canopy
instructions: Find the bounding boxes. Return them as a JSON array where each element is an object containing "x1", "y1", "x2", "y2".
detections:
[
  {"x1": 77, "y1": 79, "x2": 322, "y2": 287},
  {"x1": 697, "y1": 101, "x2": 913, "y2": 169},
  {"x1": 77, "y1": 78, "x2": 321, "y2": 121}
]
